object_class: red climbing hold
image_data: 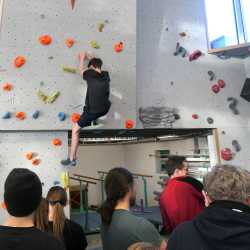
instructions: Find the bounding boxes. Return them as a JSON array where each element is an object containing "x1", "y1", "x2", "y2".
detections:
[
  {"x1": 212, "y1": 84, "x2": 220, "y2": 94},
  {"x1": 16, "y1": 112, "x2": 26, "y2": 120},
  {"x1": 52, "y1": 138, "x2": 62, "y2": 146},
  {"x1": 71, "y1": 113, "x2": 81, "y2": 123},
  {"x1": 218, "y1": 79, "x2": 225, "y2": 88},
  {"x1": 192, "y1": 114, "x2": 199, "y2": 119},
  {"x1": 189, "y1": 50, "x2": 202, "y2": 61},
  {"x1": 66, "y1": 38, "x2": 75, "y2": 48},
  {"x1": 14, "y1": 56, "x2": 26, "y2": 68},
  {"x1": 114, "y1": 42, "x2": 124, "y2": 53},
  {"x1": 125, "y1": 119, "x2": 134, "y2": 129},
  {"x1": 32, "y1": 159, "x2": 40, "y2": 166},
  {"x1": 221, "y1": 148, "x2": 233, "y2": 161},
  {"x1": 39, "y1": 35, "x2": 52, "y2": 45},
  {"x1": 2, "y1": 83, "x2": 13, "y2": 91}
]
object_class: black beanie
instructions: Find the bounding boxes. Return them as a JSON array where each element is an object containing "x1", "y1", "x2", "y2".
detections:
[{"x1": 4, "y1": 168, "x2": 42, "y2": 217}]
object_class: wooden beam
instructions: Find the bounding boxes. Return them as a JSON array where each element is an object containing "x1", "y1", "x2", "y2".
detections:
[{"x1": 0, "y1": 0, "x2": 4, "y2": 37}]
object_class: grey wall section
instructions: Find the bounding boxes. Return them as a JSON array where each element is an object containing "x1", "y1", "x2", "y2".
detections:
[
  {"x1": 137, "y1": 0, "x2": 250, "y2": 167},
  {"x1": 0, "y1": 0, "x2": 136, "y2": 130},
  {"x1": 0, "y1": 131, "x2": 69, "y2": 223}
]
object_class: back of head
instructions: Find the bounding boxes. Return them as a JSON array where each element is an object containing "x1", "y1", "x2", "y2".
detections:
[
  {"x1": 46, "y1": 186, "x2": 67, "y2": 240},
  {"x1": 204, "y1": 164, "x2": 250, "y2": 203},
  {"x1": 35, "y1": 198, "x2": 49, "y2": 231},
  {"x1": 88, "y1": 58, "x2": 103, "y2": 69},
  {"x1": 98, "y1": 167, "x2": 134, "y2": 225},
  {"x1": 128, "y1": 242, "x2": 158, "y2": 250},
  {"x1": 4, "y1": 168, "x2": 42, "y2": 217},
  {"x1": 165, "y1": 156, "x2": 186, "y2": 177}
]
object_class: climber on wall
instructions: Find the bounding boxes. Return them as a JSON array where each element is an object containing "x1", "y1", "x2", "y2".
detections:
[{"x1": 61, "y1": 52, "x2": 111, "y2": 166}]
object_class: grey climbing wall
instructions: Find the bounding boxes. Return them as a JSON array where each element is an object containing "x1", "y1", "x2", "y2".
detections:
[
  {"x1": 0, "y1": 0, "x2": 136, "y2": 130},
  {"x1": 137, "y1": 0, "x2": 250, "y2": 167},
  {"x1": 0, "y1": 131, "x2": 68, "y2": 223}
]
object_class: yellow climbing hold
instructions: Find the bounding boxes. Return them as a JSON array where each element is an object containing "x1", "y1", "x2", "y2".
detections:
[
  {"x1": 37, "y1": 90, "x2": 60, "y2": 104},
  {"x1": 60, "y1": 172, "x2": 69, "y2": 189},
  {"x1": 37, "y1": 89, "x2": 48, "y2": 103},
  {"x1": 90, "y1": 40, "x2": 100, "y2": 49},
  {"x1": 62, "y1": 66, "x2": 77, "y2": 74},
  {"x1": 47, "y1": 91, "x2": 60, "y2": 104}
]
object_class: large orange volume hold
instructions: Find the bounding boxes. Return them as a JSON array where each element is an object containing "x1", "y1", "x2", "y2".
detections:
[
  {"x1": 39, "y1": 35, "x2": 52, "y2": 45},
  {"x1": 14, "y1": 56, "x2": 26, "y2": 68}
]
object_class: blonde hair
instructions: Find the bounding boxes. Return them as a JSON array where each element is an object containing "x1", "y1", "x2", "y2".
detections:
[
  {"x1": 128, "y1": 242, "x2": 159, "y2": 250},
  {"x1": 46, "y1": 186, "x2": 67, "y2": 240},
  {"x1": 35, "y1": 198, "x2": 49, "y2": 231}
]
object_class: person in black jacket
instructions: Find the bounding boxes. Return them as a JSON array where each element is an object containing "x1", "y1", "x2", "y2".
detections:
[
  {"x1": 167, "y1": 164, "x2": 250, "y2": 250},
  {"x1": 46, "y1": 186, "x2": 88, "y2": 250}
]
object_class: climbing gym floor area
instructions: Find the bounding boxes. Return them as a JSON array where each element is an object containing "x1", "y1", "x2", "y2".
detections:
[{"x1": 1, "y1": 0, "x2": 250, "y2": 249}]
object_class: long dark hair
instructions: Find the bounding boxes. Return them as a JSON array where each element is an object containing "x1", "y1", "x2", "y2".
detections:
[
  {"x1": 98, "y1": 167, "x2": 134, "y2": 225},
  {"x1": 35, "y1": 198, "x2": 49, "y2": 231},
  {"x1": 46, "y1": 186, "x2": 67, "y2": 240}
]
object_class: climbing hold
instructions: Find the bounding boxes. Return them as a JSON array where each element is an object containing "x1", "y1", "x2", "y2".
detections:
[
  {"x1": 232, "y1": 140, "x2": 241, "y2": 152},
  {"x1": 53, "y1": 180, "x2": 60, "y2": 185},
  {"x1": 212, "y1": 84, "x2": 220, "y2": 94},
  {"x1": 1, "y1": 202, "x2": 6, "y2": 210},
  {"x1": 97, "y1": 22, "x2": 105, "y2": 32},
  {"x1": 189, "y1": 50, "x2": 202, "y2": 61},
  {"x1": 170, "y1": 81, "x2": 174, "y2": 86},
  {"x1": 62, "y1": 66, "x2": 77, "y2": 74},
  {"x1": 16, "y1": 112, "x2": 26, "y2": 120},
  {"x1": 179, "y1": 32, "x2": 187, "y2": 37},
  {"x1": 192, "y1": 114, "x2": 199, "y2": 119},
  {"x1": 2, "y1": 83, "x2": 13, "y2": 91},
  {"x1": 48, "y1": 56, "x2": 54, "y2": 60},
  {"x1": 70, "y1": 0, "x2": 76, "y2": 9},
  {"x1": 174, "y1": 43, "x2": 187, "y2": 57},
  {"x1": 60, "y1": 172, "x2": 69, "y2": 189},
  {"x1": 32, "y1": 159, "x2": 40, "y2": 166},
  {"x1": 208, "y1": 71, "x2": 215, "y2": 81},
  {"x1": 52, "y1": 138, "x2": 62, "y2": 146},
  {"x1": 227, "y1": 97, "x2": 239, "y2": 115},
  {"x1": 71, "y1": 113, "x2": 81, "y2": 123},
  {"x1": 58, "y1": 112, "x2": 66, "y2": 121},
  {"x1": 90, "y1": 40, "x2": 100, "y2": 49},
  {"x1": 37, "y1": 90, "x2": 48, "y2": 103},
  {"x1": 221, "y1": 148, "x2": 233, "y2": 161},
  {"x1": 218, "y1": 79, "x2": 225, "y2": 88},
  {"x1": 207, "y1": 117, "x2": 214, "y2": 124},
  {"x1": 65, "y1": 38, "x2": 75, "y2": 48},
  {"x1": 39, "y1": 35, "x2": 52, "y2": 46},
  {"x1": 174, "y1": 114, "x2": 180, "y2": 120},
  {"x1": 125, "y1": 119, "x2": 134, "y2": 129},
  {"x1": 47, "y1": 91, "x2": 60, "y2": 104},
  {"x1": 32, "y1": 110, "x2": 40, "y2": 119},
  {"x1": 114, "y1": 42, "x2": 124, "y2": 53},
  {"x1": 14, "y1": 56, "x2": 26, "y2": 68},
  {"x1": 2, "y1": 112, "x2": 11, "y2": 119},
  {"x1": 40, "y1": 14, "x2": 45, "y2": 19},
  {"x1": 26, "y1": 152, "x2": 33, "y2": 160}
]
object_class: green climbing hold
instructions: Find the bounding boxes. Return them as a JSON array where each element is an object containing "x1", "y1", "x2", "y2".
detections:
[
  {"x1": 62, "y1": 66, "x2": 77, "y2": 74},
  {"x1": 90, "y1": 40, "x2": 100, "y2": 49},
  {"x1": 47, "y1": 91, "x2": 60, "y2": 104}
]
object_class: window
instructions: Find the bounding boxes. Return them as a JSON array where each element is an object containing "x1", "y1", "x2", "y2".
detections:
[{"x1": 205, "y1": 0, "x2": 250, "y2": 50}]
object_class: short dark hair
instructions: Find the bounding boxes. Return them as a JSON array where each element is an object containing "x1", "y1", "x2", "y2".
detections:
[
  {"x1": 165, "y1": 156, "x2": 186, "y2": 177},
  {"x1": 88, "y1": 58, "x2": 103, "y2": 69}
]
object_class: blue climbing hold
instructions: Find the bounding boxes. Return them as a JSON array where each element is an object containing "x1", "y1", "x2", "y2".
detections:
[
  {"x1": 58, "y1": 112, "x2": 66, "y2": 121},
  {"x1": 32, "y1": 110, "x2": 40, "y2": 119},
  {"x1": 2, "y1": 112, "x2": 11, "y2": 119},
  {"x1": 53, "y1": 180, "x2": 60, "y2": 185}
]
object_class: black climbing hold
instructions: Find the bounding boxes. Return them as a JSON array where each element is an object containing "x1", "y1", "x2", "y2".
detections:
[
  {"x1": 170, "y1": 81, "x2": 174, "y2": 86},
  {"x1": 227, "y1": 97, "x2": 239, "y2": 115},
  {"x1": 221, "y1": 131, "x2": 226, "y2": 135},
  {"x1": 207, "y1": 117, "x2": 214, "y2": 124},
  {"x1": 232, "y1": 140, "x2": 241, "y2": 152},
  {"x1": 48, "y1": 56, "x2": 54, "y2": 60},
  {"x1": 166, "y1": 27, "x2": 169, "y2": 31},
  {"x1": 40, "y1": 81, "x2": 44, "y2": 86},
  {"x1": 40, "y1": 14, "x2": 45, "y2": 19},
  {"x1": 240, "y1": 78, "x2": 250, "y2": 102},
  {"x1": 208, "y1": 70, "x2": 215, "y2": 81},
  {"x1": 174, "y1": 114, "x2": 180, "y2": 120},
  {"x1": 174, "y1": 43, "x2": 187, "y2": 57}
]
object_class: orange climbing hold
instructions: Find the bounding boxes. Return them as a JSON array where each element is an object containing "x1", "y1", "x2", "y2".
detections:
[
  {"x1": 14, "y1": 56, "x2": 26, "y2": 68},
  {"x1": 52, "y1": 138, "x2": 62, "y2": 146},
  {"x1": 16, "y1": 112, "x2": 26, "y2": 120},
  {"x1": 125, "y1": 119, "x2": 134, "y2": 129},
  {"x1": 26, "y1": 152, "x2": 33, "y2": 160},
  {"x1": 1, "y1": 202, "x2": 6, "y2": 210},
  {"x1": 114, "y1": 42, "x2": 124, "y2": 53},
  {"x1": 32, "y1": 159, "x2": 40, "y2": 166},
  {"x1": 71, "y1": 113, "x2": 81, "y2": 123},
  {"x1": 65, "y1": 38, "x2": 75, "y2": 48},
  {"x1": 39, "y1": 35, "x2": 52, "y2": 45},
  {"x1": 2, "y1": 83, "x2": 13, "y2": 91}
]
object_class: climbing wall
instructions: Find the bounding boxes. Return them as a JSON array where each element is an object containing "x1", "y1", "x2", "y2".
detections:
[
  {"x1": 137, "y1": 0, "x2": 250, "y2": 167},
  {"x1": 0, "y1": 0, "x2": 136, "y2": 130},
  {"x1": 0, "y1": 131, "x2": 69, "y2": 223}
]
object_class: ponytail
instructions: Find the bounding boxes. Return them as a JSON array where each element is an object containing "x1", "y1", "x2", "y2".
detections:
[
  {"x1": 52, "y1": 202, "x2": 66, "y2": 240},
  {"x1": 98, "y1": 199, "x2": 117, "y2": 225}
]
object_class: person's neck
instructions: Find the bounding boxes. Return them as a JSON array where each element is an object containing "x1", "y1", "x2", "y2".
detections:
[
  {"x1": 115, "y1": 199, "x2": 130, "y2": 211},
  {"x1": 4, "y1": 215, "x2": 34, "y2": 228}
]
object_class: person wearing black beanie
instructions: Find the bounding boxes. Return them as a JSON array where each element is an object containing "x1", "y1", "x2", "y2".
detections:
[{"x1": 0, "y1": 168, "x2": 65, "y2": 250}]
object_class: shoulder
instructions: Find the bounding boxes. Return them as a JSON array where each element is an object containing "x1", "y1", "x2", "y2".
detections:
[{"x1": 65, "y1": 219, "x2": 84, "y2": 235}]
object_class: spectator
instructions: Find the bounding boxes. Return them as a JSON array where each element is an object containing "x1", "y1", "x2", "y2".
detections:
[
  {"x1": 160, "y1": 156, "x2": 204, "y2": 233},
  {"x1": 46, "y1": 186, "x2": 88, "y2": 250},
  {"x1": 98, "y1": 167, "x2": 167, "y2": 250},
  {"x1": 167, "y1": 165, "x2": 250, "y2": 250},
  {"x1": 0, "y1": 168, "x2": 64, "y2": 250},
  {"x1": 128, "y1": 242, "x2": 160, "y2": 250}
]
